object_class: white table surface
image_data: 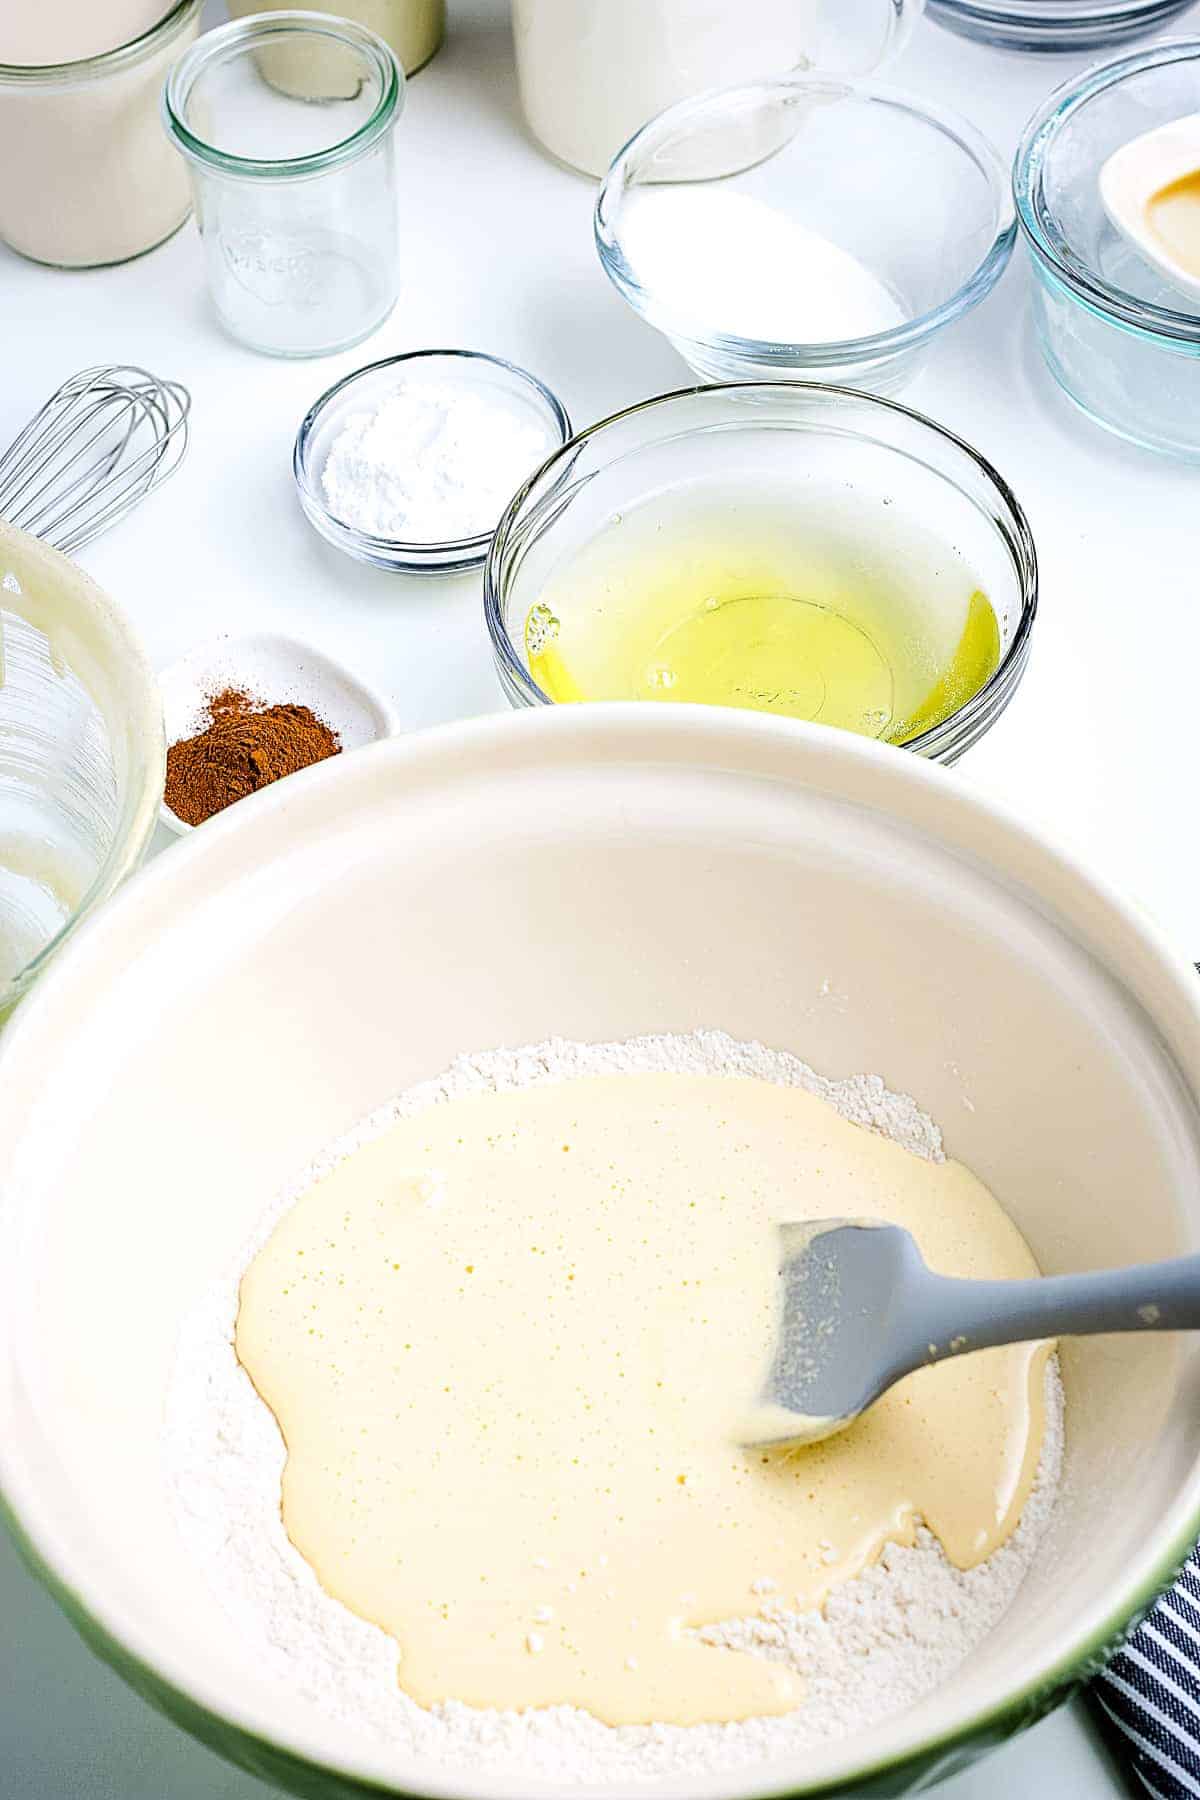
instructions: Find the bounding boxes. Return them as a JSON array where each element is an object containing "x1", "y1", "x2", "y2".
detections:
[{"x1": 3, "y1": 0, "x2": 1197, "y2": 1794}]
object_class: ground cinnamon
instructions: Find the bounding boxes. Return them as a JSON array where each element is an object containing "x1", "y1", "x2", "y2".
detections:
[{"x1": 165, "y1": 686, "x2": 342, "y2": 827}]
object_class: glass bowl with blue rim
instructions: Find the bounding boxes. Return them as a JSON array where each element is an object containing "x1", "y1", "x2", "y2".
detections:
[
  {"x1": 294, "y1": 349, "x2": 571, "y2": 575},
  {"x1": 1014, "y1": 38, "x2": 1200, "y2": 461}
]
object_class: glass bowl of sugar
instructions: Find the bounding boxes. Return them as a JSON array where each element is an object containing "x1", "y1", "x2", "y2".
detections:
[
  {"x1": 596, "y1": 77, "x2": 1015, "y2": 397},
  {"x1": 293, "y1": 349, "x2": 571, "y2": 575}
]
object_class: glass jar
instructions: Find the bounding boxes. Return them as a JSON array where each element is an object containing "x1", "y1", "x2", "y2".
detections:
[
  {"x1": 0, "y1": 0, "x2": 201, "y2": 269},
  {"x1": 163, "y1": 12, "x2": 403, "y2": 359},
  {"x1": 511, "y1": 0, "x2": 926, "y2": 179},
  {"x1": 226, "y1": 0, "x2": 444, "y2": 76}
]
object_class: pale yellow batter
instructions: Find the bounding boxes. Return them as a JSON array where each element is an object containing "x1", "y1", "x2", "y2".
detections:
[{"x1": 237, "y1": 1074, "x2": 1047, "y2": 1728}]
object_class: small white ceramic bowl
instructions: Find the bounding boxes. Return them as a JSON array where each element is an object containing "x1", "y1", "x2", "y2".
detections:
[
  {"x1": 158, "y1": 632, "x2": 402, "y2": 833},
  {"x1": 1099, "y1": 111, "x2": 1200, "y2": 305},
  {"x1": 1, "y1": 707, "x2": 1200, "y2": 1798}
]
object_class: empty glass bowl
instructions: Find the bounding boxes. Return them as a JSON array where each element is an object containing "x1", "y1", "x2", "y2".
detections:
[
  {"x1": 929, "y1": 0, "x2": 1197, "y2": 50},
  {"x1": 1015, "y1": 39, "x2": 1200, "y2": 460},
  {"x1": 595, "y1": 78, "x2": 1014, "y2": 396},
  {"x1": 485, "y1": 383, "x2": 1037, "y2": 765},
  {"x1": 0, "y1": 524, "x2": 163, "y2": 1020}
]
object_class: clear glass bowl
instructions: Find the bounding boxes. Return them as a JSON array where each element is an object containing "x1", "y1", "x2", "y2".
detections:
[
  {"x1": 595, "y1": 78, "x2": 1014, "y2": 397},
  {"x1": 163, "y1": 12, "x2": 403, "y2": 358},
  {"x1": 929, "y1": 0, "x2": 1196, "y2": 50},
  {"x1": 294, "y1": 350, "x2": 571, "y2": 574},
  {"x1": 0, "y1": 524, "x2": 164, "y2": 1020},
  {"x1": 484, "y1": 382, "x2": 1037, "y2": 765},
  {"x1": 1014, "y1": 39, "x2": 1200, "y2": 461}
]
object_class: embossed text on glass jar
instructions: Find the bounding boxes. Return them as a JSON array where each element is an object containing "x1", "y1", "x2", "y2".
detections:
[{"x1": 163, "y1": 12, "x2": 403, "y2": 358}]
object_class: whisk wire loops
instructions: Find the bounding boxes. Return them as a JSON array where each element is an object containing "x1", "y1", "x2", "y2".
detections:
[{"x1": 0, "y1": 365, "x2": 190, "y2": 554}]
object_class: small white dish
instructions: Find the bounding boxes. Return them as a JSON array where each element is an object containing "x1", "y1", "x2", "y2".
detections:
[
  {"x1": 158, "y1": 632, "x2": 402, "y2": 834},
  {"x1": 1100, "y1": 111, "x2": 1200, "y2": 302}
]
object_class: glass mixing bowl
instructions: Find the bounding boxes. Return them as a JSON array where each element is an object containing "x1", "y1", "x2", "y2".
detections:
[
  {"x1": 596, "y1": 78, "x2": 1014, "y2": 396},
  {"x1": 1014, "y1": 39, "x2": 1200, "y2": 460},
  {"x1": 929, "y1": 0, "x2": 1196, "y2": 50},
  {"x1": 0, "y1": 523, "x2": 163, "y2": 1020},
  {"x1": 484, "y1": 383, "x2": 1037, "y2": 765}
]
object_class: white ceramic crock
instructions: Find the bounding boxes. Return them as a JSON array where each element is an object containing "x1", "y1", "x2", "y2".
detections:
[{"x1": 1, "y1": 704, "x2": 1199, "y2": 1800}]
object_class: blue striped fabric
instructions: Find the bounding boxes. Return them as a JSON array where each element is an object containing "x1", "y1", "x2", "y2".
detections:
[{"x1": 1094, "y1": 1550, "x2": 1200, "y2": 1798}]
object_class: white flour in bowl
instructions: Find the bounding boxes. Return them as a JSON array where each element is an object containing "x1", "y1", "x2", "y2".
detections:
[
  {"x1": 321, "y1": 380, "x2": 553, "y2": 543},
  {"x1": 165, "y1": 1030, "x2": 1064, "y2": 1784}
]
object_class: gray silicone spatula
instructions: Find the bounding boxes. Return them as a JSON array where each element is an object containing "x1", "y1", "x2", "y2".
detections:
[{"x1": 754, "y1": 1218, "x2": 1200, "y2": 1448}]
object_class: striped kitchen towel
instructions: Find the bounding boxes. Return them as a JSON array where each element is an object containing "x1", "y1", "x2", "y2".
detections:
[{"x1": 1095, "y1": 1547, "x2": 1200, "y2": 1798}]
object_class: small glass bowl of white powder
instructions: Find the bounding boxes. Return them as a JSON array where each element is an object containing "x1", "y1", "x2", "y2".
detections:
[
  {"x1": 294, "y1": 349, "x2": 570, "y2": 575},
  {"x1": 596, "y1": 78, "x2": 1014, "y2": 397}
]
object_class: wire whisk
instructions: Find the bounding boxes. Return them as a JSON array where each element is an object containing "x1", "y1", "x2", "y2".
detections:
[{"x1": 0, "y1": 364, "x2": 190, "y2": 555}]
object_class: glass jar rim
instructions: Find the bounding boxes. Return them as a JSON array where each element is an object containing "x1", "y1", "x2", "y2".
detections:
[
  {"x1": 1013, "y1": 36, "x2": 1200, "y2": 346},
  {"x1": 0, "y1": 0, "x2": 200, "y2": 84},
  {"x1": 163, "y1": 9, "x2": 403, "y2": 182}
]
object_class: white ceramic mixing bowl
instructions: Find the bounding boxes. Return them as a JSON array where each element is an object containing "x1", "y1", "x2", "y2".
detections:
[{"x1": 1, "y1": 705, "x2": 1200, "y2": 1800}]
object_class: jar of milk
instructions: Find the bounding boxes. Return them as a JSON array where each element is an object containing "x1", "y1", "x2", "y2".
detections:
[
  {"x1": 0, "y1": 0, "x2": 202, "y2": 268},
  {"x1": 513, "y1": 0, "x2": 926, "y2": 178}
]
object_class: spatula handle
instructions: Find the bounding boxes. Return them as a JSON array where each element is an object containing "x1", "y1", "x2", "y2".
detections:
[{"x1": 922, "y1": 1252, "x2": 1200, "y2": 1360}]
